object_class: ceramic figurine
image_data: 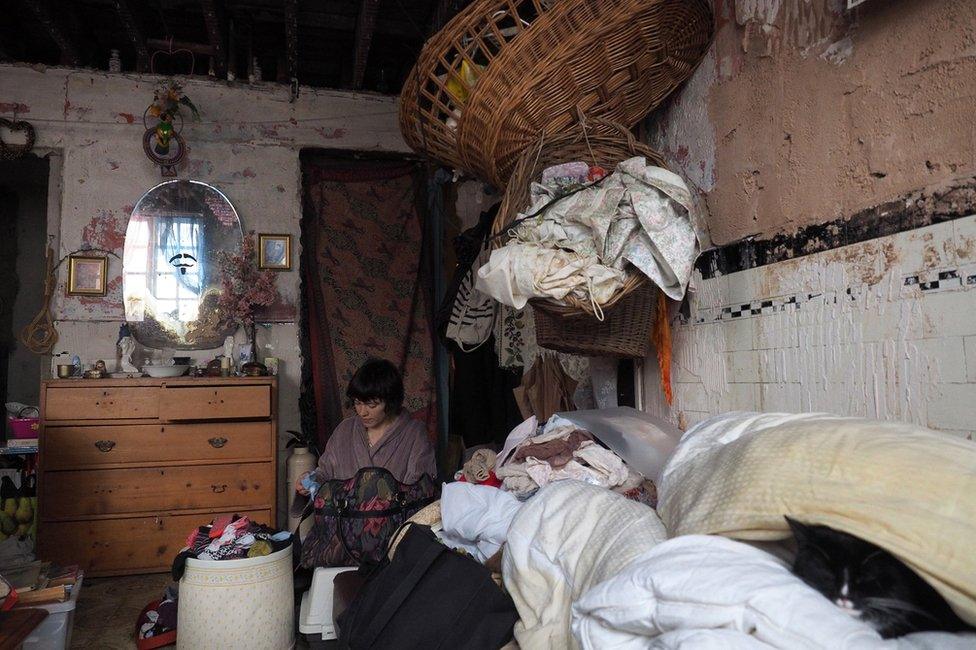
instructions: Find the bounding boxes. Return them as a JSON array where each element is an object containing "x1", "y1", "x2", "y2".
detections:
[{"x1": 117, "y1": 324, "x2": 139, "y2": 374}]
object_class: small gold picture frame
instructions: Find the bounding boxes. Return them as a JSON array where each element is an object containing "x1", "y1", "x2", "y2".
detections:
[
  {"x1": 66, "y1": 254, "x2": 108, "y2": 296},
  {"x1": 258, "y1": 233, "x2": 291, "y2": 271}
]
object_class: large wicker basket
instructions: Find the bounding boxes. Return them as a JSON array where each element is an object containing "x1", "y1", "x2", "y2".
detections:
[
  {"x1": 492, "y1": 119, "x2": 668, "y2": 358},
  {"x1": 399, "y1": 0, "x2": 712, "y2": 188}
]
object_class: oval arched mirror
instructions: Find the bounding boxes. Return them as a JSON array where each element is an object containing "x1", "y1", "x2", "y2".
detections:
[{"x1": 123, "y1": 180, "x2": 243, "y2": 349}]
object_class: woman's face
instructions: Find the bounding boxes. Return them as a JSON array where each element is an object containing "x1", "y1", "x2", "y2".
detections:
[{"x1": 353, "y1": 398, "x2": 387, "y2": 428}]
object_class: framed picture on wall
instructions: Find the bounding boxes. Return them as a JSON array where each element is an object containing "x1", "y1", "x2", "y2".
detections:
[
  {"x1": 258, "y1": 233, "x2": 291, "y2": 271},
  {"x1": 66, "y1": 254, "x2": 108, "y2": 296}
]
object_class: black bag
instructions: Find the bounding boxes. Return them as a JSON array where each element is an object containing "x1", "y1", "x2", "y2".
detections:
[{"x1": 337, "y1": 523, "x2": 518, "y2": 650}]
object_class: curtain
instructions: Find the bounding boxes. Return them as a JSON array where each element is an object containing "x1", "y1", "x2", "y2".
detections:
[{"x1": 300, "y1": 157, "x2": 437, "y2": 451}]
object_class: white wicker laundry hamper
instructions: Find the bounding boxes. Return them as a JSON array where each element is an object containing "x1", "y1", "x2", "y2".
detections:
[{"x1": 177, "y1": 545, "x2": 294, "y2": 650}]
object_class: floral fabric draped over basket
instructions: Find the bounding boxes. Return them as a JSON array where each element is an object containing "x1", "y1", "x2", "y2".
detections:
[
  {"x1": 300, "y1": 467, "x2": 438, "y2": 568},
  {"x1": 476, "y1": 157, "x2": 699, "y2": 312}
]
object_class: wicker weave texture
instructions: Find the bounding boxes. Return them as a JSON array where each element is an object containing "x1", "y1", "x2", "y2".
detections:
[
  {"x1": 533, "y1": 279, "x2": 657, "y2": 358},
  {"x1": 399, "y1": 0, "x2": 712, "y2": 187}
]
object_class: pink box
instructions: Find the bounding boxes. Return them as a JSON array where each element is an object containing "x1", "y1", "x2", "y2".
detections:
[{"x1": 8, "y1": 416, "x2": 39, "y2": 439}]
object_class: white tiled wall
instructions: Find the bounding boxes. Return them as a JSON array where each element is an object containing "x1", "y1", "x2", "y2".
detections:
[{"x1": 643, "y1": 215, "x2": 976, "y2": 439}]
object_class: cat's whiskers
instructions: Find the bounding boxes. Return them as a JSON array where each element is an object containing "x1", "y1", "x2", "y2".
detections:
[{"x1": 862, "y1": 597, "x2": 938, "y2": 621}]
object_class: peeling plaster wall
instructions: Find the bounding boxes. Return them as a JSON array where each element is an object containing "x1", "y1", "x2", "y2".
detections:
[
  {"x1": 641, "y1": 0, "x2": 976, "y2": 432},
  {"x1": 648, "y1": 0, "x2": 976, "y2": 245},
  {"x1": 0, "y1": 64, "x2": 408, "y2": 518}
]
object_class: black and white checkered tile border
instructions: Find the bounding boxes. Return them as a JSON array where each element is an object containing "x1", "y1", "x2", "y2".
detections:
[
  {"x1": 903, "y1": 269, "x2": 964, "y2": 292},
  {"x1": 680, "y1": 265, "x2": 974, "y2": 326}
]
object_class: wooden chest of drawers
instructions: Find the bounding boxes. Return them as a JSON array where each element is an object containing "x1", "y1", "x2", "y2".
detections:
[{"x1": 38, "y1": 377, "x2": 277, "y2": 576}]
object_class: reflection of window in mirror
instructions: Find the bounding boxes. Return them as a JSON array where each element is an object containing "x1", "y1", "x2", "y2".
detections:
[{"x1": 153, "y1": 216, "x2": 203, "y2": 323}]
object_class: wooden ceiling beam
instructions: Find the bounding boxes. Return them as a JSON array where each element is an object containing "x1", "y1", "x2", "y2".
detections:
[
  {"x1": 284, "y1": 0, "x2": 298, "y2": 84},
  {"x1": 112, "y1": 0, "x2": 149, "y2": 72},
  {"x1": 427, "y1": 0, "x2": 452, "y2": 37},
  {"x1": 351, "y1": 0, "x2": 380, "y2": 90},
  {"x1": 200, "y1": 0, "x2": 227, "y2": 76},
  {"x1": 146, "y1": 38, "x2": 214, "y2": 57},
  {"x1": 228, "y1": 6, "x2": 419, "y2": 40},
  {"x1": 20, "y1": 0, "x2": 81, "y2": 66}
]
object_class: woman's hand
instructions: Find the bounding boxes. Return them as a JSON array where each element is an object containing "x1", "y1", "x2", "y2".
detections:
[{"x1": 295, "y1": 471, "x2": 310, "y2": 496}]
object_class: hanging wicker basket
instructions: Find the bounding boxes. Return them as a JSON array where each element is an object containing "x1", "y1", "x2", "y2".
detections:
[
  {"x1": 399, "y1": 0, "x2": 712, "y2": 188},
  {"x1": 491, "y1": 118, "x2": 669, "y2": 358},
  {"x1": 533, "y1": 280, "x2": 659, "y2": 358}
]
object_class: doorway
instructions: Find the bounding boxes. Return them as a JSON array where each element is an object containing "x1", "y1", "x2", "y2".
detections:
[{"x1": 0, "y1": 154, "x2": 50, "y2": 419}]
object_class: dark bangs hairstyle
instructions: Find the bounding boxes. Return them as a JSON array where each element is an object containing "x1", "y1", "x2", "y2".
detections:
[{"x1": 346, "y1": 358, "x2": 404, "y2": 414}]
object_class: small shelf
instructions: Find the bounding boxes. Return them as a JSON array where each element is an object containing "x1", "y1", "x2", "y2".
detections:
[{"x1": 0, "y1": 446, "x2": 38, "y2": 455}]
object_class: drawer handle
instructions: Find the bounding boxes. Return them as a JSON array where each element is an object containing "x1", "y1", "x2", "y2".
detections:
[
  {"x1": 208, "y1": 437, "x2": 228, "y2": 448},
  {"x1": 211, "y1": 484, "x2": 227, "y2": 493},
  {"x1": 94, "y1": 440, "x2": 116, "y2": 453}
]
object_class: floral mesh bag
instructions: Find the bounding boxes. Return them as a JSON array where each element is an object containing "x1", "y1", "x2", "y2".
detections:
[{"x1": 300, "y1": 467, "x2": 438, "y2": 568}]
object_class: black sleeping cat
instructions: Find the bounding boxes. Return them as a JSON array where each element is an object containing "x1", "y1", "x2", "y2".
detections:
[{"x1": 786, "y1": 516, "x2": 972, "y2": 639}]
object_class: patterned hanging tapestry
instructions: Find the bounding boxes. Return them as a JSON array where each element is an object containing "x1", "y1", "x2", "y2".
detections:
[{"x1": 300, "y1": 158, "x2": 437, "y2": 450}]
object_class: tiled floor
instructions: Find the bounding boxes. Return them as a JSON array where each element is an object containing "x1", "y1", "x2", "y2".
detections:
[
  {"x1": 71, "y1": 573, "x2": 172, "y2": 649},
  {"x1": 70, "y1": 573, "x2": 317, "y2": 649}
]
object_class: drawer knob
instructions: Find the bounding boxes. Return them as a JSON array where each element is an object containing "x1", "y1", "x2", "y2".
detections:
[
  {"x1": 208, "y1": 437, "x2": 228, "y2": 449},
  {"x1": 94, "y1": 440, "x2": 116, "y2": 453},
  {"x1": 211, "y1": 484, "x2": 227, "y2": 493}
]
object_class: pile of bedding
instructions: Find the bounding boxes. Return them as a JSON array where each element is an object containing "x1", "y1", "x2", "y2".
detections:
[
  {"x1": 572, "y1": 534, "x2": 976, "y2": 649},
  {"x1": 435, "y1": 411, "x2": 976, "y2": 649},
  {"x1": 657, "y1": 412, "x2": 976, "y2": 627},
  {"x1": 502, "y1": 480, "x2": 667, "y2": 649}
]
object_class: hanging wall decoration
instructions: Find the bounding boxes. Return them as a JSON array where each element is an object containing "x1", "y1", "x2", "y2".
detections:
[
  {"x1": 0, "y1": 117, "x2": 36, "y2": 160},
  {"x1": 142, "y1": 81, "x2": 199, "y2": 177}
]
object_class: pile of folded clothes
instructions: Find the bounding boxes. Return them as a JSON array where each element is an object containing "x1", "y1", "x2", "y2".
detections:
[
  {"x1": 494, "y1": 416, "x2": 654, "y2": 506},
  {"x1": 171, "y1": 514, "x2": 291, "y2": 580}
]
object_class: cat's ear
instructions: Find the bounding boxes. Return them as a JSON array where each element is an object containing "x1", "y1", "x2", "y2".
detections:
[{"x1": 785, "y1": 516, "x2": 813, "y2": 544}]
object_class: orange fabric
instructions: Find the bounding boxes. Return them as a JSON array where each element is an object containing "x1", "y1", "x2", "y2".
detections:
[{"x1": 653, "y1": 291, "x2": 673, "y2": 405}]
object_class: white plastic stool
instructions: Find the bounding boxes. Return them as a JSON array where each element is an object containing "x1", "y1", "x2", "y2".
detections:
[
  {"x1": 178, "y1": 546, "x2": 294, "y2": 649},
  {"x1": 298, "y1": 567, "x2": 358, "y2": 642}
]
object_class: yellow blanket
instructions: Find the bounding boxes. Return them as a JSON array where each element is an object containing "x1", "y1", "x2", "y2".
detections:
[{"x1": 658, "y1": 412, "x2": 976, "y2": 626}]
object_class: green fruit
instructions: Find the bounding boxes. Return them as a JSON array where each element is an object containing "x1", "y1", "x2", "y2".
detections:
[
  {"x1": 0, "y1": 512, "x2": 14, "y2": 535},
  {"x1": 15, "y1": 498, "x2": 32, "y2": 524},
  {"x1": 2, "y1": 499, "x2": 15, "y2": 518},
  {"x1": 14, "y1": 523, "x2": 29, "y2": 537}
]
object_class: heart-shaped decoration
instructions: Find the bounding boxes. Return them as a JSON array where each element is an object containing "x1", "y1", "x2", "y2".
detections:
[
  {"x1": 150, "y1": 48, "x2": 196, "y2": 76},
  {"x1": 0, "y1": 117, "x2": 36, "y2": 160}
]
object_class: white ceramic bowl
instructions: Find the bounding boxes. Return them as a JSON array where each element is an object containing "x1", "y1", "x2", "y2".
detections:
[{"x1": 142, "y1": 365, "x2": 189, "y2": 378}]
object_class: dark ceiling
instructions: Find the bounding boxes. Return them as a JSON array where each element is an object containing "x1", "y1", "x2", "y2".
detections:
[{"x1": 0, "y1": 0, "x2": 469, "y2": 94}]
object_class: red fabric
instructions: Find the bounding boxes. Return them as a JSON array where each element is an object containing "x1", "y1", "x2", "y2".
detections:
[
  {"x1": 134, "y1": 599, "x2": 176, "y2": 649},
  {"x1": 302, "y1": 159, "x2": 437, "y2": 450},
  {"x1": 455, "y1": 470, "x2": 503, "y2": 488}
]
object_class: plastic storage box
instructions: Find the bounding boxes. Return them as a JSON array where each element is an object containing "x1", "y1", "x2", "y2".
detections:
[
  {"x1": 22, "y1": 572, "x2": 84, "y2": 650},
  {"x1": 299, "y1": 566, "x2": 358, "y2": 646},
  {"x1": 8, "y1": 416, "x2": 39, "y2": 439}
]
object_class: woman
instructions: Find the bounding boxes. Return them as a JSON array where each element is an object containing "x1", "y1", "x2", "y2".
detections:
[{"x1": 296, "y1": 357, "x2": 437, "y2": 494}]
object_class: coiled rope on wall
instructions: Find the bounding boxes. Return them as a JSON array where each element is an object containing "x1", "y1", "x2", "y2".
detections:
[{"x1": 20, "y1": 245, "x2": 120, "y2": 355}]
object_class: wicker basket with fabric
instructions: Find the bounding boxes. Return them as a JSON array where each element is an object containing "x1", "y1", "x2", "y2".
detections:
[
  {"x1": 399, "y1": 0, "x2": 712, "y2": 188},
  {"x1": 490, "y1": 118, "x2": 668, "y2": 358}
]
